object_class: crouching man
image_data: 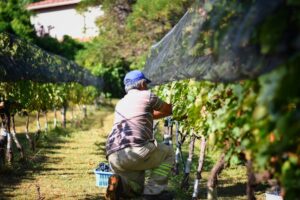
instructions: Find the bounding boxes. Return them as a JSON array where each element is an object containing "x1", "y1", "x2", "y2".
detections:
[{"x1": 105, "y1": 70, "x2": 174, "y2": 200}]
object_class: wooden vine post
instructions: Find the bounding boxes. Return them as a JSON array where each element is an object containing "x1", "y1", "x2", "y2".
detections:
[
  {"x1": 53, "y1": 108, "x2": 57, "y2": 128},
  {"x1": 207, "y1": 153, "x2": 226, "y2": 200},
  {"x1": 35, "y1": 110, "x2": 41, "y2": 141},
  {"x1": 181, "y1": 132, "x2": 196, "y2": 190},
  {"x1": 192, "y1": 135, "x2": 206, "y2": 199},
  {"x1": 11, "y1": 114, "x2": 24, "y2": 159},
  {"x1": 24, "y1": 111, "x2": 35, "y2": 152}
]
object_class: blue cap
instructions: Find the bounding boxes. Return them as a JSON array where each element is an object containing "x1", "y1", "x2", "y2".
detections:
[{"x1": 124, "y1": 70, "x2": 151, "y2": 86}]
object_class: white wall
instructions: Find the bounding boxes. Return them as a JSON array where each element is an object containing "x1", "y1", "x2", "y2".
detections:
[{"x1": 30, "y1": 6, "x2": 103, "y2": 40}]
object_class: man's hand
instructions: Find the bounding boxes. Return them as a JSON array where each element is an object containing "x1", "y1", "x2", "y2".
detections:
[{"x1": 153, "y1": 102, "x2": 172, "y2": 119}]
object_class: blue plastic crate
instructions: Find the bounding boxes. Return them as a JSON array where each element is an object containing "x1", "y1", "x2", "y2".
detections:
[
  {"x1": 265, "y1": 193, "x2": 283, "y2": 200},
  {"x1": 94, "y1": 170, "x2": 113, "y2": 187}
]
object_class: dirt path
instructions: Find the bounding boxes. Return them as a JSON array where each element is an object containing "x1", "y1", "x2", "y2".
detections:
[{"x1": 0, "y1": 108, "x2": 114, "y2": 200}]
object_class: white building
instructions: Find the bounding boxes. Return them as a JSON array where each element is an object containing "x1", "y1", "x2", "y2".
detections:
[{"x1": 27, "y1": 0, "x2": 103, "y2": 41}]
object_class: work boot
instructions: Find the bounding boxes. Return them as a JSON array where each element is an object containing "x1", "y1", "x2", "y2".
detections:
[
  {"x1": 142, "y1": 191, "x2": 175, "y2": 200},
  {"x1": 105, "y1": 174, "x2": 123, "y2": 200}
]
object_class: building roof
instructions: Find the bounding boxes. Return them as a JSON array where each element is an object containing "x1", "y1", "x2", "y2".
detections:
[{"x1": 27, "y1": 0, "x2": 81, "y2": 11}]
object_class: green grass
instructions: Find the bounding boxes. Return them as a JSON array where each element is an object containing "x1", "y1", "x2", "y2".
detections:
[{"x1": 0, "y1": 104, "x2": 265, "y2": 200}]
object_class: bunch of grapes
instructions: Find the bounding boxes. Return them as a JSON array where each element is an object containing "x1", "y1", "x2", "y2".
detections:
[{"x1": 95, "y1": 162, "x2": 111, "y2": 172}]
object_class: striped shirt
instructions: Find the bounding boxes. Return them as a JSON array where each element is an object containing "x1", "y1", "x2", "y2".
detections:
[{"x1": 106, "y1": 89, "x2": 164, "y2": 156}]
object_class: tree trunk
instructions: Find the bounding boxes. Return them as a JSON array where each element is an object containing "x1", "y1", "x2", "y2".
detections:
[
  {"x1": 192, "y1": 135, "x2": 207, "y2": 199},
  {"x1": 43, "y1": 111, "x2": 48, "y2": 132},
  {"x1": 11, "y1": 114, "x2": 24, "y2": 159},
  {"x1": 93, "y1": 99, "x2": 99, "y2": 110},
  {"x1": 35, "y1": 111, "x2": 41, "y2": 141},
  {"x1": 53, "y1": 108, "x2": 57, "y2": 128},
  {"x1": 181, "y1": 134, "x2": 196, "y2": 190},
  {"x1": 71, "y1": 107, "x2": 74, "y2": 126},
  {"x1": 4, "y1": 114, "x2": 13, "y2": 164},
  {"x1": 207, "y1": 153, "x2": 225, "y2": 200},
  {"x1": 25, "y1": 113, "x2": 35, "y2": 152},
  {"x1": 246, "y1": 160, "x2": 256, "y2": 200},
  {"x1": 61, "y1": 105, "x2": 67, "y2": 128},
  {"x1": 83, "y1": 105, "x2": 87, "y2": 118},
  {"x1": 6, "y1": 130, "x2": 13, "y2": 164},
  {"x1": 36, "y1": 111, "x2": 41, "y2": 131}
]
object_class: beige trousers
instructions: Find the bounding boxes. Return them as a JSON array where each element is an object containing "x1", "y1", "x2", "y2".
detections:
[{"x1": 108, "y1": 141, "x2": 174, "y2": 197}]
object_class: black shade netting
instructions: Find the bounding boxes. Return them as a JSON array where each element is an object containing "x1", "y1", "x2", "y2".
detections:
[
  {"x1": 0, "y1": 32, "x2": 104, "y2": 88},
  {"x1": 143, "y1": 0, "x2": 296, "y2": 85}
]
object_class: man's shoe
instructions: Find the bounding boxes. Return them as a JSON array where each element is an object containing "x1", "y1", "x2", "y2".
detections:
[
  {"x1": 105, "y1": 174, "x2": 122, "y2": 200},
  {"x1": 143, "y1": 191, "x2": 175, "y2": 200}
]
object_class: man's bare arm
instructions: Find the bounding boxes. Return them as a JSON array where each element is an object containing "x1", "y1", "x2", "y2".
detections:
[{"x1": 153, "y1": 103, "x2": 172, "y2": 119}]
